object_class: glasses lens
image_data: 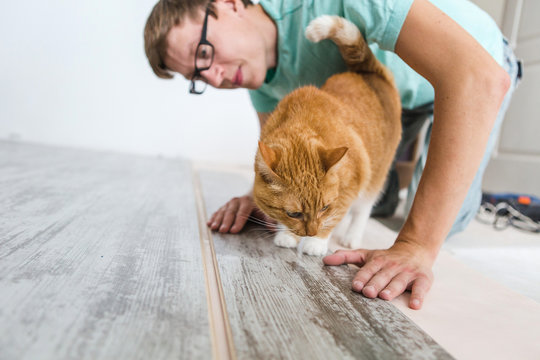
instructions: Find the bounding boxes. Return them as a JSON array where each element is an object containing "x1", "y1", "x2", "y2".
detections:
[
  {"x1": 195, "y1": 44, "x2": 213, "y2": 70},
  {"x1": 190, "y1": 75, "x2": 208, "y2": 94}
]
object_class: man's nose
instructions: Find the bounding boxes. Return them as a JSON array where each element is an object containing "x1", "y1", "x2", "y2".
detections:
[{"x1": 201, "y1": 65, "x2": 224, "y2": 88}]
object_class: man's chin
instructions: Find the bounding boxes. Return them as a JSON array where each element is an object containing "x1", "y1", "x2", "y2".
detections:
[
  {"x1": 247, "y1": 80, "x2": 265, "y2": 90},
  {"x1": 248, "y1": 75, "x2": 268, "y2": 90}
]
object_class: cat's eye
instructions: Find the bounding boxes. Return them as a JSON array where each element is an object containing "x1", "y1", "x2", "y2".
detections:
[
  {"x1": 321, "y1": 205, "x2": 330, "y2": 212},
  {"x1": 286, "y1": 211, "x2": 303, "y2": 219}
]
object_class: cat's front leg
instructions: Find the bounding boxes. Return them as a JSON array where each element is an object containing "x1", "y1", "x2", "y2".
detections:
[
  {"x1": 340, "y1": 196, "x2": 377, "y2": 249},
  {"x1": 301, "y1": 236, "x2": 330, "y2": 256},
  {"x1": 331, "y1": 212, "x2": 352, "y2": 244},
  {"x1": 274, "y1": 225, "x2": 299, "y2": 249}
]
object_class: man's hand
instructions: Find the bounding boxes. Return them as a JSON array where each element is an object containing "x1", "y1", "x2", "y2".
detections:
[
  {"x1": 323, "y1": 240, "x2": 435, "y2": 310},
  {"x1": 207, "y1": 194, "x2": 276, "y2": 233}
]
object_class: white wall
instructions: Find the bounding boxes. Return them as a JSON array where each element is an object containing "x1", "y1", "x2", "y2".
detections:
[{"x1": 0, "y1": 0, "x2": 259, "y2": 165}]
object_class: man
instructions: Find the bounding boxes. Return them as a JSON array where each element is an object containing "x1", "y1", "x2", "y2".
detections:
[{"x1": 144, "y1": 0, "x2": 520, "y2": 309}]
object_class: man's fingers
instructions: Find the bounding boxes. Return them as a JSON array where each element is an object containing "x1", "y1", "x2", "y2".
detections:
[
  {"x1": 323, "y1": 250, "x2": 366, "y2": 266},
  {"x1": 230, "y1": 199, "x2": 253, "y2": 233},
  {"x1": 379, "y1": 273, "x2": 414, "y2": 301},
  {"x1": 209, "y1": 208, "x2": 225, "y2": 231},
  {"x1": 219, "y1": 199, "x2": 240, "y2": 233},
  {"x1": 409, "y1": 276, "x2": 432, "y2": 310},
  {"x1": 324, "y1": 244, "x2": 435, "y2": 307},
  {"x1": 361, "y1": 267, "x2": 403, "y2": 299},
  {"x1": 351, "y1": 257, "x2": 384, "y2": 293},
  {"x1": 206, "y1": 212, "x2": 216, "y2": 227},
  {"x1": 208, "y1": 205, "x2": 225, "y2": 228}
]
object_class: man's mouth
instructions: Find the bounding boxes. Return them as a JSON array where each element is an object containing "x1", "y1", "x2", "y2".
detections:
[{"x1": 233, "y1": 67, "x2": 243, "y2": 86}]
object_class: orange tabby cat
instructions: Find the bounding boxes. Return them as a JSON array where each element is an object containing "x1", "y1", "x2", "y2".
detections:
[{"x1": 253, "y1": 16, "x2": 402, "y2": 256}]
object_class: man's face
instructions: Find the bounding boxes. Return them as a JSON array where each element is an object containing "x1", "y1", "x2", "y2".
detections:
[{"x1": 164, "y1": 0, "x2": 268, "y2": 91}]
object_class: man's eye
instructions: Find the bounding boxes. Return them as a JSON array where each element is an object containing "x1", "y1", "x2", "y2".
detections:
[
  {"x1": 198, "y1": 47, "x2": 211, "y2": 60},
  {"x1": 286, "y1": 211, "x2": 303, "y2": 219}
]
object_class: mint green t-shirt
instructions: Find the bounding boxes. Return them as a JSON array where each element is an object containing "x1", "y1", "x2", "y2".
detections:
[{"x1": 249, "y1": 0, "x2": 504, "y2": 112}]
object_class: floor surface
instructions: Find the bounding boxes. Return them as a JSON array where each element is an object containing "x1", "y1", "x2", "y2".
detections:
[{"x1": 2, "y1": 141, "x2": 539, "y2": 360}]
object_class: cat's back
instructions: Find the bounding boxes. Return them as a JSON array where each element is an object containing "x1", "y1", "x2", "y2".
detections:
[
  {"x1": 321, "y1": 71, "x2": 402, "y2": 192},
  {"x1": 321, "y1": 72, "x2": 401, "y2": 126},
  {"x1": 260, "y1": 85, "x2": 347, "y2": 140}
]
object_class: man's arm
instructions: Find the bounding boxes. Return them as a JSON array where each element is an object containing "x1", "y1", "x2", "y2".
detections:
[
  {"x1": 394, "y1": 0, "x2": 510, "y2": 256},
  {"x1": 207, "y1": 112, "x2": 273, "y2": 233},
  {"x1": 323, "y1": 0, "x2": 510, "y2": 309}
]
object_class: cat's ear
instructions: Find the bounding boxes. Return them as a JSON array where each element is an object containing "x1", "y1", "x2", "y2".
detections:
[
  {"x1": 319, "y1": 147, "x2": 348, "y2": 172},
  {"x1": 258, "y1": 141, "x2": 282, "y2": 177}
]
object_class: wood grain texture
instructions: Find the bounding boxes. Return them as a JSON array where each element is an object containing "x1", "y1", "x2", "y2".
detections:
[
  {"x1": 0, "y1": 141, "x2": 211, "y2": 360},
  {"x1": 198, "y1": 169, "x2": 454, "y2": 360}
]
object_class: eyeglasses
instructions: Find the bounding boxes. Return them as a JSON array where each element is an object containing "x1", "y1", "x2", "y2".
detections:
[{"x1": 189, "y1": 5, "x2": 215, "y2": 94}]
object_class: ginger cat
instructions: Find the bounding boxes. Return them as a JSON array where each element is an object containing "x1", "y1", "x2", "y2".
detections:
[{"x1": 253, "y1": 16, "x2": 402, "y2": 256}]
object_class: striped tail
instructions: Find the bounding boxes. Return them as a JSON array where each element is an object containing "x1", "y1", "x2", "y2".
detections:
[{"x1": 305, "y1": 15, "x2": 394, "y2": 85}]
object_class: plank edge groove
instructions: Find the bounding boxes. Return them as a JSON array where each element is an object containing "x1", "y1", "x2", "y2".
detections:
[{"x1": 192, "y1": 165, "x2": 237, "y2": 360}]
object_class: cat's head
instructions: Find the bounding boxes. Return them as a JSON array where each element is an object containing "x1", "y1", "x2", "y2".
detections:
[{"x1": 253, "y1": 140, "x2": 348, "y2": 238}]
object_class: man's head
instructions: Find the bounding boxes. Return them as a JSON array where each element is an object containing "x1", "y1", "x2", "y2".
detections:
[{"x1": 144, "y1": 0, "x2": 274, "y2": 92}]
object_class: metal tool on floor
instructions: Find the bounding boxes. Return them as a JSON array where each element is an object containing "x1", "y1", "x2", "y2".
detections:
[{"x1": 477, "y1": 192, "x2": 540, "y2": 233}]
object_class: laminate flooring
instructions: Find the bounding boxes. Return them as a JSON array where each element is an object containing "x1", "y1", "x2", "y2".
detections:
[{"x1": 0, "y1": 141, "x2": 452, "y2": 359}]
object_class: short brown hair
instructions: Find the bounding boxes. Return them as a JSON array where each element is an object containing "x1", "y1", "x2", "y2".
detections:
[{"x1": 144, "y1": 0, "x2": 253, "y2": 79}]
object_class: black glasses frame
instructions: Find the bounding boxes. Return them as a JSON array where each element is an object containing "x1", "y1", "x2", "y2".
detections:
[{"x1": 189, "y1": 5, "x2": 215, "y2": 94}]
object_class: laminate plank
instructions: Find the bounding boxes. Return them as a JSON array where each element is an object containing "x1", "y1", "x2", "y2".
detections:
[
  {"x1": 0, "y1": 141, "x2": 211, "y2": 360},
  {"x1": 198, "y1": 168, "x2": 454, "y2": 360}
]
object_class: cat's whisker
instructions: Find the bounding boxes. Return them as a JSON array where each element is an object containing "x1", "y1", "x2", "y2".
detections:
[
  {"x1": 244, "y1": 228, "x2": 273, "y2": 234},
  {"x1": 231, "y1": 214, "x2": 278, "y2": 229},
  {"x1": 244, "y1": 227, "x2": 278, "y2": 236},
  {"x1": 246, "y1": 215, "x2": 278, "y2": 227},
  {"x1": 243, "y1": 228, "x2": 276, "y2": 239},
  {"x1": 233, "y1": 214, "x2": 263, "y2": 223},
  {"x1": 321, "y1": 217, "x2": 338, "y2": 229},
  {"x1": 249, "y1": 231, "x2": 275, "y2": 240},
  {"x1": 246, "y1": 219, "x2": 271, "y2": 227}
]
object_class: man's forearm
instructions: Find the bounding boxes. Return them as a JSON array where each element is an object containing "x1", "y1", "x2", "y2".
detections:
[{"x1": 397, "y1": 69, "x2": 510, "y2": 257}]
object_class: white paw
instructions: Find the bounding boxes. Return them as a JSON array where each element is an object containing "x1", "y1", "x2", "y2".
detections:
[
  {"x1": 338, "y1": 230, "x2": 364, "y2": 249},
  {"x1": 301, "y1": 237, "x2": 329, "y2": 256},
  {"x1": 274, "y1": 232, "x2": 298, "y2": 248},
  {"x1": 305, "y1": 15, "x2": 336, "y2": 43},
  {"x1": 338, "y1": 234, "x2": 356, "y2": 249}
]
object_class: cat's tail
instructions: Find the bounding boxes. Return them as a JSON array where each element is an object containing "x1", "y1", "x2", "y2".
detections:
[{"x1": 305, "y1": 15, "x2": 394, "y2": 85}]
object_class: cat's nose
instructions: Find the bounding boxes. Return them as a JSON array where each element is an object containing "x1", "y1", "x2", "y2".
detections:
[{"x1": 306, "y1": 223, "x2": 318, "y2": 237}]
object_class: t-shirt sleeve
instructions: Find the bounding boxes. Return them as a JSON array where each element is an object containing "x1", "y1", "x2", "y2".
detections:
[
  {"x1": 248, "y1": 89, "x2": 279, "y2": 113},
  {"x1": 344, "y1": 0, "x2": 414, "y2": 52}
]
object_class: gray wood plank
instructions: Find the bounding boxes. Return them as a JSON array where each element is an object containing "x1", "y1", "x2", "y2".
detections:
[
  {"x1": 198, "y1": 169, "x2": 454, "y2": 360},
  {"x1": 0, "y1": 141, "x2": 211, "y2": 360}
]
